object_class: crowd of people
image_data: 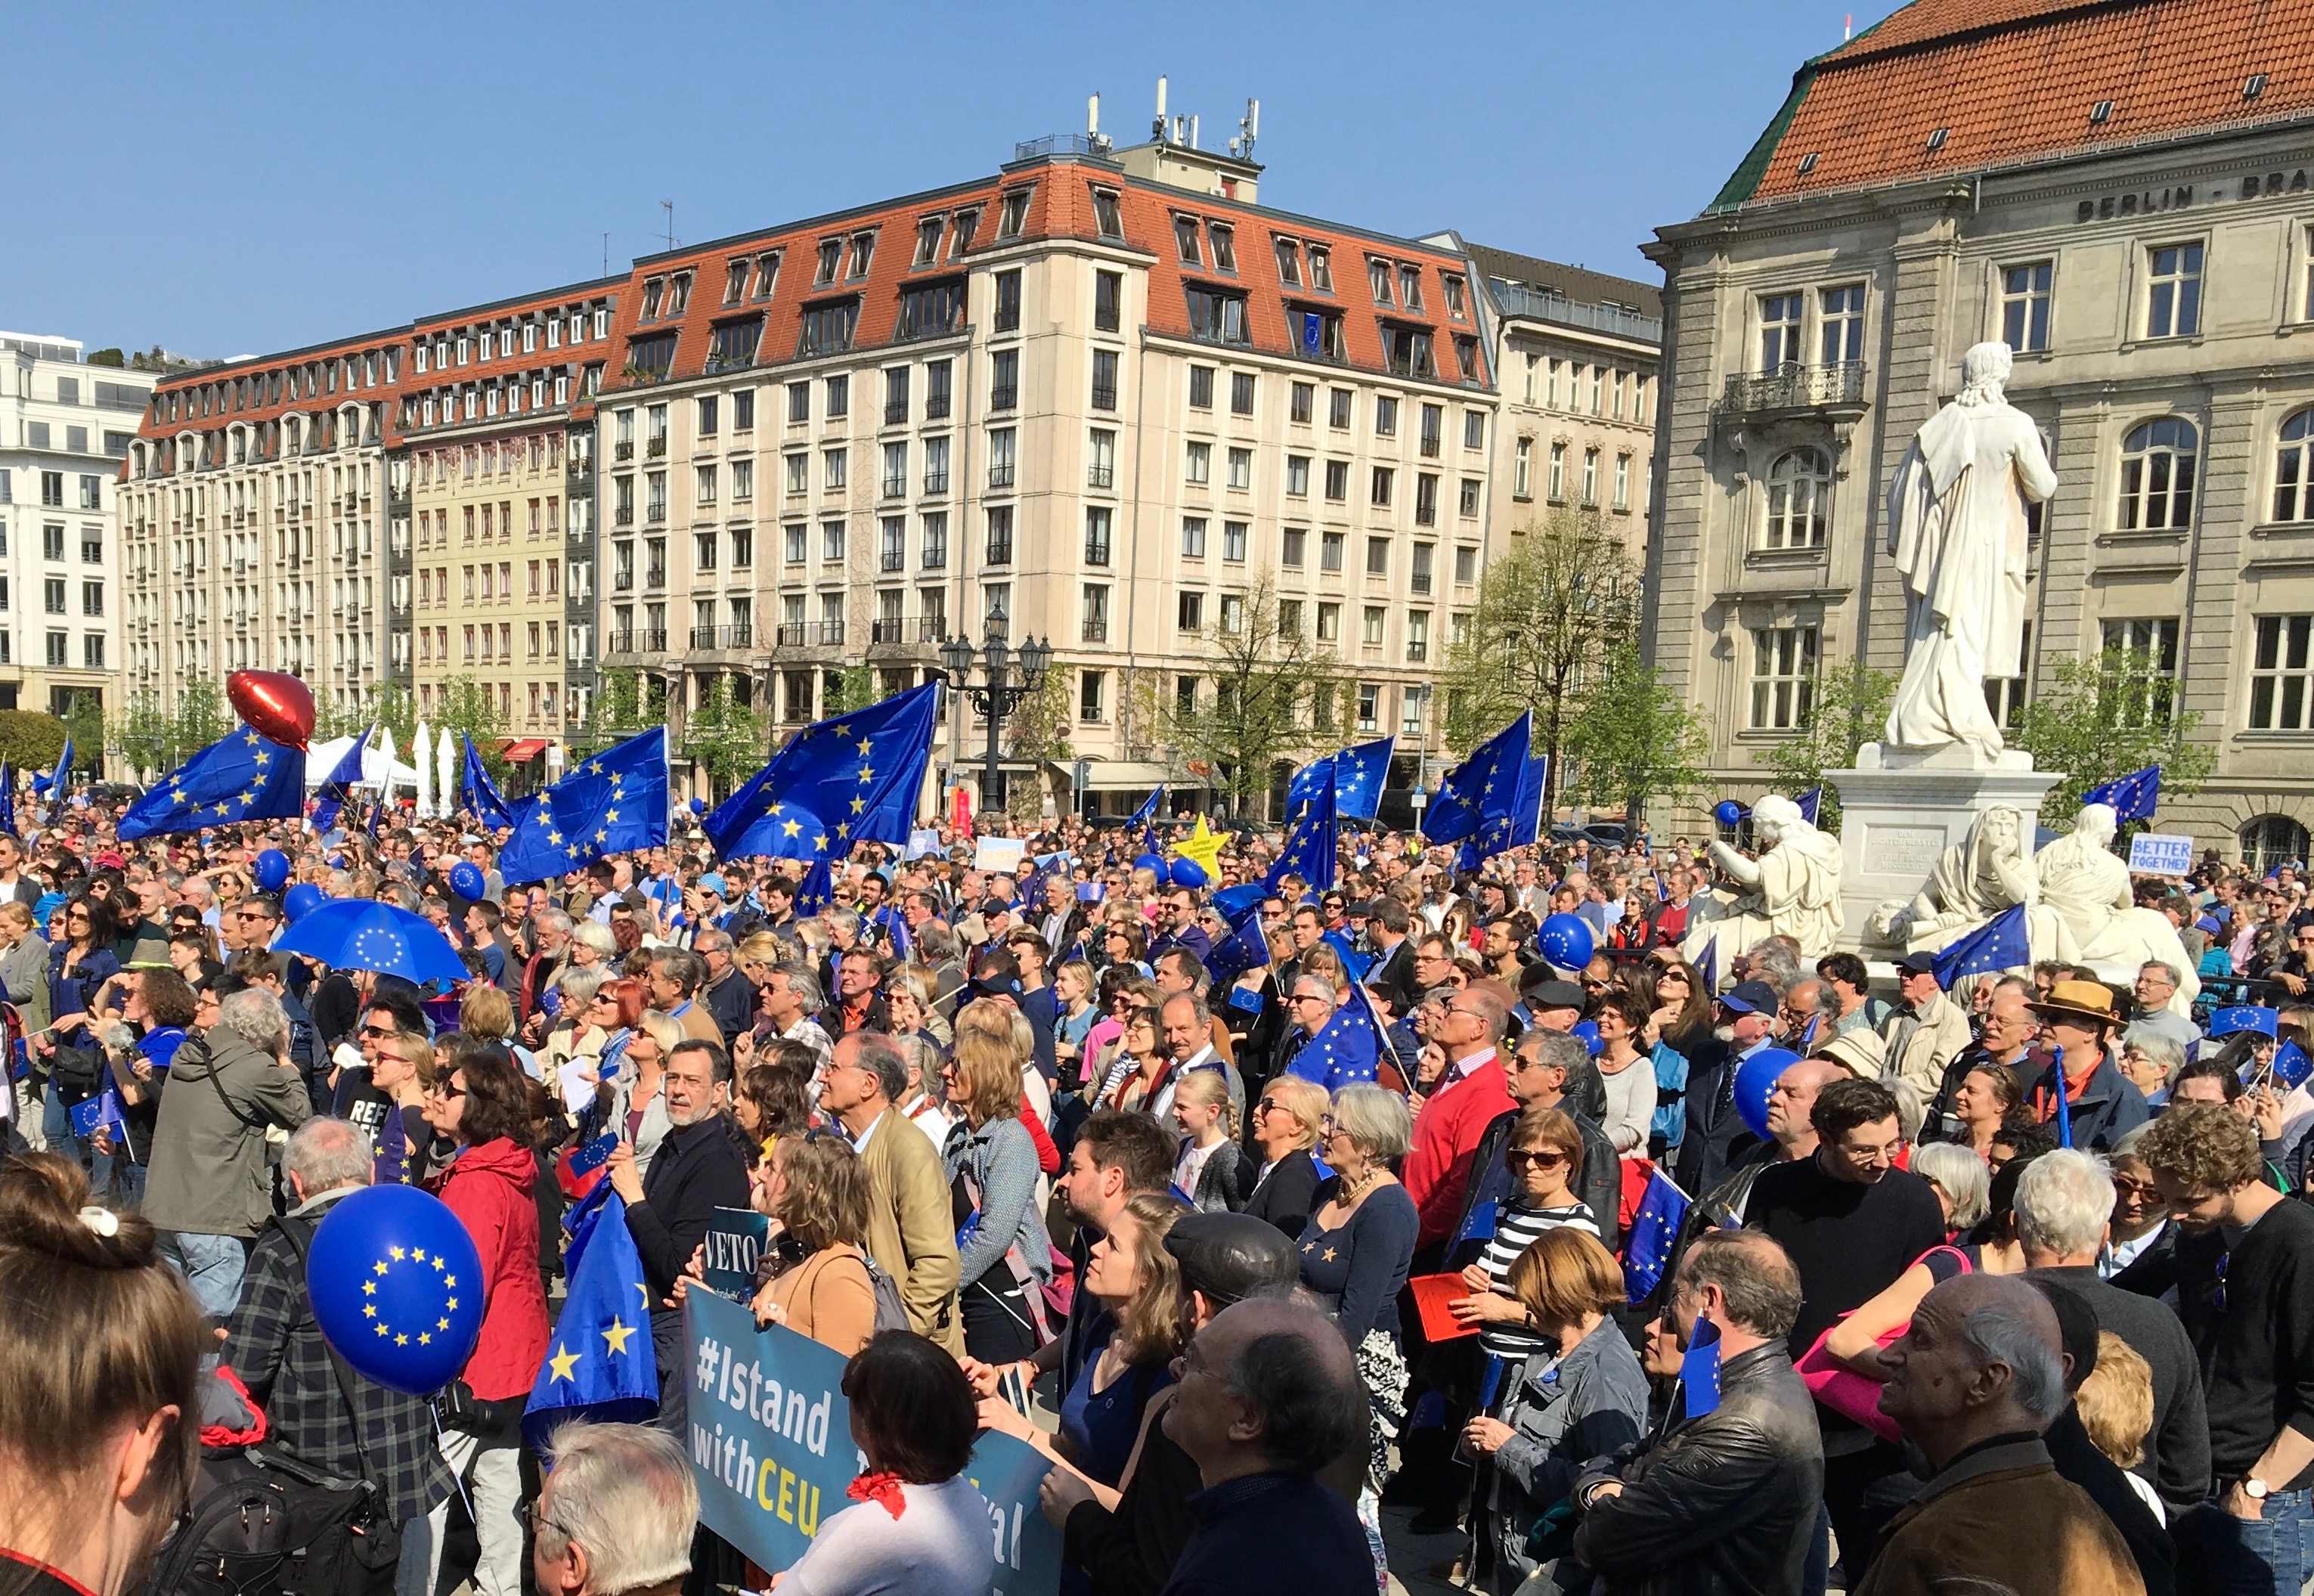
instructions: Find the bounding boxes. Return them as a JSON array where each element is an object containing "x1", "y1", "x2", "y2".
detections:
[{"x1": 1, "y1": 793, "x2": 2311, "y2": 1596}]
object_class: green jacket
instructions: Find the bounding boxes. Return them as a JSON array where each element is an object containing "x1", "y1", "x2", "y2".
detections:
[{"x1": 144, "y1": 1026, "x2": 311, "y2": 1238}]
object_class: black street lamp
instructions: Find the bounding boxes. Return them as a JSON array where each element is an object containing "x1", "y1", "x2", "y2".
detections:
[{"x1": 938, "y1": 603, "x2": 1052, "y2": 813}]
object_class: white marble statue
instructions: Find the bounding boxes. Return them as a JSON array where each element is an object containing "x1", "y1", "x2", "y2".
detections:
[
  {"x1": 1884, "y1": 341, "x2": 2057, "y2": 761},
  {"x1": 1869, "y1": 803, "x2": 2039, "y2": 950},
  {"x1": 2029, "y1": 802, "x2": 2200, "y2": 1015},
  {"x1": 1683, "y1": 793, "x2": 1847, "y2": 961}
]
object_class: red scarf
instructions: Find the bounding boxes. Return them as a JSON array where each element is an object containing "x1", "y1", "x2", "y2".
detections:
[{"x1": 847, "y1": 1470, "x2": 908, "y2": 1520}]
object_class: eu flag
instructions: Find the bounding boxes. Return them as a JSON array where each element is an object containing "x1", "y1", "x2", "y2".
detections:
[
  {"x1": 791, "y1": 858, "x2": 835, "y2": 916},
  {"x1": 1622, "y1": 1167, "x2": 1691, "y2": 1305},
  {"x1": 1286, "y1": 982, "x2": 1388, "y2": 1091},
  {"x1": 69, "y1": 1086, "x2": 129, "y2": 1145},
  {"x1": 1265, "y1": 775, "x2": 1337, "y2": 893},
  {"x1": 1931, "y1": 905, "x2": 2031, "y2": 990},
  {"x1": 47, "y1": 734, "x2": 73, "y2": 818},
  {"x1": 1205, "y1": 904, "x2": 1272, "y2": 988},
  {"x1": 524, "y1": 1182, "x2": 658, "y2": 1452},
  {"x1": 460, "y1": 734, "x2": 516, "y2": 832},
  {"x1": 1288, "y1": 736, "x2": 1394, "y2": 820},
  {"x1": 1128, "y1": 784, "x2": 1166, "y2": 830},
  {"x1": 311, "y1": 728, "x2": 370, "y2": 833},
  {"x1": 1322, "y1": 928, "x2": 1375, "y2": 984},
  {"x1": 498, "y1": 728, "x2": 670, "y2": 883},
  {"x1": 1793, "y1": 786, "x2": 1823, "y2": 828},
  {"x1": 1679, "y1": 1314, "x2": 1723, "y2": 1420},
  {"x1": 2083, "y1": 765, "x2": 2161, "y2": 824},
  {"x1": 1424, "y1": 711, "x2": 1532, "y2": 848},
  {"x1": 704, "y1": 683, "x2": 937, "y2": 863},
  {"x1": 0, "y1": 761, "x2": 17, "y2": 838},
  {"x1": 118, "y1": 727, "x2": 307, "y2": 841}
]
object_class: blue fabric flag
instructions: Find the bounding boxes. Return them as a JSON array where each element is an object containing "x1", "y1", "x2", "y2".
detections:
[
  {"x1": 2052, "y1": 1044, "x2": 2074, "y2": 1150},
  {"x1": 1266, "y1": 776, "x2": 1337, "y2": 893},
  {"x1": 1679, "y1": 1315, "x2": 1724, "y2": 1420},
  {"x1": 1424, "y1": 711, "x2": 1532, "y2": 848},
  {"x1": 1284, "y1": 982, "x2": 1389, "y2": 1092},
  {"x1": 1287, "y1": 754, "x2": 1336, "y2": 819},
  {"x1": 47, "y1": 734, "x2": 73, "y2": 818},
  {"x1": 791, "y1": 858, "x2": 835, "y2": 916},
  {"x1": 1289, "y1": 738, "x2": 1394, "y2": 820},
  {"x1": 1623, "y1": 1168, "x2": 1691, "y2": 1305},
  {"x1": 311, "y1": 728, "x2": 371, "y2": 834},
  {"x1": 1322, "y1": 928, "x2": 1375, "y2": 984},
  {"x1": 1205, "y1": 905, "x2": 1272, "y2": 988},
  {"x1": 68, "y1": 1086, "x2": 128, "y2": 1145},
  {"x1": 2082, "y1": 765, "x2": 2161, "y2": 824},
  {"x1": 1128, "y1": 784, "x2": 1165, "y2": 829},
  {"x1": 1932, "y1": 905, "x2": 2031, "y2": 990},
  {"x1": 1694, "y1": 936, "x2": 1719, "y2": 997},
  {"x1": 461, "y1": 734, "x2": 517, "y2": 832},
  {"x1": 1467, "y1": 751, "x2": 1549, "y2": 869},
  {"x1": 2272, "y1": 1040, "x2": 2312, "y2": 1091},
  {"x1": 498, "y1": 728, "x2": 670, "y2": 883},
  {"x1": 0, "y1": 761, "x2": 17, "y2": 839},
  {"x1": 524, "y1": 1182, "x2": 658, "y2": 1452},
  {"x1": 1211, "y1": 882, "x2": 1267, "y2": 919},
  {"x1": 705, "y1": 683, "x2": 937, "y2": 863},
  {"x1": 118, "y1": 728, "x2": 307, "y2": 841},
  {"x1": 1793, "y1": 787, "x2": 1823, "y2": 828}
]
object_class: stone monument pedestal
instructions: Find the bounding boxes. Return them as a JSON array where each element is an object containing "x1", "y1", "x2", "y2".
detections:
[{"x1": 1828, "y1": 742, "x2": 2062, "y2": 956}]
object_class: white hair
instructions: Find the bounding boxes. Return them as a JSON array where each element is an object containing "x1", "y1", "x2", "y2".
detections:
[
  {"x1": 219, "y1": 988, "x2": 289, "y2": 1055},
  {"x1": 2013, "y1": 1148, "x2": 2117, "y2": 1260},
  {"x1": 283, "y1": 1116, "x2": 374, "y2": 1193},
  {"x1": 1957, "y1": 1280, "x2": 2068, "y2": 1422},
  {"x1": 1911, "y1": 1142, "x2": 1990, "y2": 1231},
  {"x1": 537, "y1": 1422, "x2": 698, "y2": 1592}
]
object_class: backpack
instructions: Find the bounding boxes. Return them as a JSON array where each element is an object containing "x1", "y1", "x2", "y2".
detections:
[{"x1": 143, "y1": 1451, "x2": 299, "y2": 1596}]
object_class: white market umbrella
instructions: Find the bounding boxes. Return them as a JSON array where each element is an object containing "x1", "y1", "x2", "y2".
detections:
[
  {"x1": 438, "y1": 729, "x2": 456, "y2": 823},
  {"x1": 413, "y1": 721, "x2": 433, "y2": 819}
]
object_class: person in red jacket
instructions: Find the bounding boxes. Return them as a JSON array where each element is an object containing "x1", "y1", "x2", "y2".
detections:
[
  {"x1": 1401, "y1": 986, "x2": 1517, "y2": 1257},
  {"x1": 414, "y1": 1043, "x2": 550, "y2": 1596}
]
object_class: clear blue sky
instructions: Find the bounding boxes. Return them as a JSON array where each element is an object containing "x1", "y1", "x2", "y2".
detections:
[{"x1": 11, "y1": 2, "x2": 1881, "y2": 360}]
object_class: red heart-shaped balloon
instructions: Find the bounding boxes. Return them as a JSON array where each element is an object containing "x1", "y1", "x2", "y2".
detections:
[{"x1": 227, "y1": 671, "x2": 315, "y2": 752}]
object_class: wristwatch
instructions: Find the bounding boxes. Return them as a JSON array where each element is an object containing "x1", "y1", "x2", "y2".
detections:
[{"x1": 2245, "y1": 1478, "x2": 2272, "y2": 1500}]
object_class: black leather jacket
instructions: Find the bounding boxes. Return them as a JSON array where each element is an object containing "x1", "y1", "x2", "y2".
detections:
[{"x1": 1572, "y1": 1342, "x2": 1825, "y2": 1596}]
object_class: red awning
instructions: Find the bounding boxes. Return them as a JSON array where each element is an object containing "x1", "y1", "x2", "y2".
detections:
[{"x1": 499, "y1": 738, "x2": 550, "y2": 761}]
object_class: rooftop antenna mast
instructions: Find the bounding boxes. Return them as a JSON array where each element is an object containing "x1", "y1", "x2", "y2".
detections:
[
  {"x1": 1238, "y1": 98, "x2": 1259, "y2": 159},
  {"x1": 1153, "y1": 75, "x2": 1168, "y2": 141},
  {"x1": 661, "y1": 200, "x2": 675, "y2": 251}
]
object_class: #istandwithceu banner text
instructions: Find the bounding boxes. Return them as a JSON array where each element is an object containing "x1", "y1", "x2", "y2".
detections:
[{"x1": 683, "y1": 1289, "x2": 1063, "y2": 1593}]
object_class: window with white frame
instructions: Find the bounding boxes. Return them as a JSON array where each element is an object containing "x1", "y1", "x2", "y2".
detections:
[
  {"x1": 2145, "y1": 243, "x2": 2204, "y2": 339},
  {"x1": 1514, "y1": 438, "x2": 1532, "y2": 498},
  {"x1": 1819, "y1": 284, "x2": 1865, "y2": 364},
  {"x1": 2001, "y1": 262, "x2": 2052, "y2": 352},
  {"x1": 1762, "y1": 448, "x2": 1831, "y2": 549},
  {"x1": 2118, "y1": 418, "x2": 2198, "y2": 531},
  {"x1": 2250, "y1": 614, "x2": 2314, "y2": 730},
  {"x1": 1749, "y1": 624, "x2": 1818, "y2": 729},
  {"x1": 2101, "y1": 616, "x2": 2181, "y2": 727},
  {"x1": 1759, "y1": 293, "x2": 1804, "y2": 372},
  {"x1": 2278, "y1": 409, "x2": 2314, "y2": 522}
]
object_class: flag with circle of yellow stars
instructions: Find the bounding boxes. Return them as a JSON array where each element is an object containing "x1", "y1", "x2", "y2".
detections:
[
  {"x1": 703, "y1": 681, "x2": 940, "y2": 864},
  {"x1": 1421, "y1": 709, "x2": 1532, "y2": 851},
  {"x1": 498, "y1": 727, "x2": 671, "y2": 883},
  {"x1": 524, "y1": 1181, "x2": 658, "y2": 1450},
  {"x1": 118, "y1": 726, "x2": 306, "y2": 841}
]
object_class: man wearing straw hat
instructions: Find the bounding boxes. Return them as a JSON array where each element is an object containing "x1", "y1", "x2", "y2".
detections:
[{"x1": 2023, "y1": 978, "x2": 2150, "y2": 1154}]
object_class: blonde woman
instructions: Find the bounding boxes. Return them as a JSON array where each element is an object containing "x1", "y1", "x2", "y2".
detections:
[
  {"x1": 751, "y1": 1133, "x2": 879, "y2": 1357},
  {"x1": 1244, "y1": 1074, "x2": 1328, "y2": 1236},
  {"x1": 1170, "y1": 1068, "x2": 1250, "y2": 1213}
]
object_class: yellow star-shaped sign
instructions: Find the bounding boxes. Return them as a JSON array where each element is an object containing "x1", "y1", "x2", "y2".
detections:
[
  {"x1": 1174, "y1": 815, "x2": 1225, "y2": 879},
  {"x1": 548, "y1": 1343, "x2": 580, "y2": 1382},
  {"x1": 602, "y1": 1317, "x2": 636, "y2": 1356}
]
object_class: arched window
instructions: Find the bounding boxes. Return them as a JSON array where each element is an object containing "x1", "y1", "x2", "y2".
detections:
[
  {"x1": 2241, "y1": 814, "x2": 2310, "y2": 875},
  {"x1": 2119, "y1": 417, "x2": 2198, "y2": 531},
  {"x1": 2278, "y1": 409, "x2": 2314, "y2": 522},
  {"x1": 1762, "y1": 448, "x2": 1831, "y2": 550}
]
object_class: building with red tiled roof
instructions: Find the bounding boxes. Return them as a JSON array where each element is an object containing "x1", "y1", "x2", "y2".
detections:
[
  {"x1": 1643, "y1": 0, "x2": 2314, "y2": 864},
  {"x1": 126, "y1": 120, "x2": 1507, "y2": 814}
]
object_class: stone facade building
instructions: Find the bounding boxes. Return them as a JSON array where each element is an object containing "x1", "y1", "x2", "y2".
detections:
[{"x1": 1644, "y1": 0, "x2": 2314, "y2": 866}]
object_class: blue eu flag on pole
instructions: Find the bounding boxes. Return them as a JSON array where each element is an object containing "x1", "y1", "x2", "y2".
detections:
[
  {"x1": 705, "y1": 683, "x2": 938, "y2": 863},
  {"x1": 1290, "y1": 737, "x2": 1395, "y2": 820},
  {"x1": 2082, "y1": 765, "x2": 2161, "y2": 824},
  {"x1": 1932, "y1": 905, "x2": 2031, "y2": 990},
  {"x1": 1424, "y1": 711, "x2": 1532, "y2": 847},
  {"x1": 1286, "y1": 755, "x2": 1336, "y2": 820},
  {"x1": 1622, "y1": 1168, "x2": 1692, "y2": 1305},
  {"x1": 47, "y1": 734, "x2": 73, "y2": 819},
  {"x1": 498, "y1": 727, "x2": 670, "y2": 883},
  {"x1": 1128, "y1": 784, "x2": 1165, "y2": 830},
  {"x1": 0, "y1": 761, "x2": 18, "y2": 838},
  {"x1": 1266, "y1": 776, "x2": 1337, "y2": 893},
  {"x1": 1468, "y1": 752, "x2": 1548, "y2": 866},
  {"x1": 460, "y1": 735, "x2": 517, "y2": 832},
  {"x1": 119, "y1": 727, "x2": 307, "y2": 841},
  {"x1": 1205, "y1": 904, "x2": 1272, "y2": 988},
  {"x1": 69, "y1": 1086, "x2": 129, "y2": 1146},
  {"x1": 791, "y1": 858, "x2": 835, "y2": 916},
  {"x1": 1286, "y1": 982, "x2": 1389, "y2": 1091},
  {"x1": 1694, "y1": 936, "x2": 1720, "y2": 996},
  {"x1": 1793, "y1": 787, "x2": 1823, "y2": 828},
  {"x1": 1679, "y1": 1314, "x2": 1724, "y2": 1420},
  {"x1": 311, "y1": 728, "x2": 371, "y2": 834},
  {"x1": 524, "y1": 1182, "x2": 658, "y2": 1453}
]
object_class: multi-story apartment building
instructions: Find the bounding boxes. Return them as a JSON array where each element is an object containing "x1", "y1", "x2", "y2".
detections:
[
  {"x1": 397, "y1": 282, "x2": 618, "y2": 772},
  {"x1": 126, "y1": 108, "x2": 1510, "y2": 815},
  {"x1": 1, "y1": 333, "x2": 149, "y2": 724},
  {"x1": 119, "y1": 333, "x2": 404, "y2": 717},
  {"x1": 1644, "y1": 0, "x2": 2314, "y2": 864},
  {"x1": 1461, "y1": 247, "x2": 1662, "y2": 552}
]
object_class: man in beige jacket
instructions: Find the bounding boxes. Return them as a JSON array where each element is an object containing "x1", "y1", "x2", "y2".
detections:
[
  {"x1": 822, "y1": 1028, "x2": 963, "y2": 1353},
  {"x1": 1879, "y1": 951, "x2": 1973, "y2": 1101}
]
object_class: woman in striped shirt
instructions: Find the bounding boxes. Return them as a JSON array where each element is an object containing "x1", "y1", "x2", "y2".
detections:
[{"x1": 1448, "y1": 1105, "x2": 1601, "y2": 1360}]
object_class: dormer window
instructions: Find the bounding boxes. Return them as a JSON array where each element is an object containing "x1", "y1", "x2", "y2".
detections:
[
  {"x1": 724, "y1": 258, "x2": 751, "y2": 303},
  {"x1": 1399, "y1": 265, "x2": 1425, "y2": 312},
  {"x1": 915, "y1": 217, "x2": 944, "y2": 265},
  {"x1": 814, "y1": 240, "x2": 843, "y2": 286},
  {"x1": 641, "y1": 277, "x2": 665, "y2": 320},
  {"x1": 997, "y1": 188, "x2": 1030, "y2": 239},
  {"x1": 1175, "y1": 216, "x2": 1202, "y2": 266},
  {"x1": 1275, "y1": 238, "x2": 1302, "y2": 287},
  {"x1": 1209, "y1": 225, "x2": 1237, "y2": 273},
  {"x1": 1092, "y1": 188, "x2": 1123, "y2": 240},
  {"x1": 753, "y1": 251, "x2": 781, "y2": 299},
  {"x1": 668, "y1": 272, "x2": 692, "y2": 315},
  {"x1": 1369, "y1": 257, "x2": 1394, "y2": 306},
  {"x1": 847, "y1": 232, "x2": 876, "y2": 279},
  {"x1": 1442, "y1": 274, "x2": 1467, "y2": 320},
  {"x1": 1309, "y1": 246, "x2": 1333, "y2": 292},
  {"x1": 952, "y1": 208, "x2": 981, "y2": 256}
]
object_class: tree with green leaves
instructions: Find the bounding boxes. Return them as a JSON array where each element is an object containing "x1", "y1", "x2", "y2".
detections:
[
  {"x1": 1754, "y1": 660, "x2": 1897, "y2": 832},
  {"x1": 2008, "y1": 649, "x2": 2217, "y2": 827},
  {"x1": 1439, "y1": 511, "x2": 1639, "y2": 815},
  {"x1": 1149, "y1": 576, "x2": 1339, "y2": 820},
  {"x1": 0, "y1": 711, "x2": 67, "y2": 775},
  {"x1": 578, "y1": 668, "x2": 657, "y2": 756},
  {"x1": 1563, "y1": 644, "x2": 1711, "y2": 826},
  {"x1": 683, "y1": 674, "x2": 774, "y2": 799},
  {"x1": 999, "y1": 668, "x2": 1074, "y2": 822}
]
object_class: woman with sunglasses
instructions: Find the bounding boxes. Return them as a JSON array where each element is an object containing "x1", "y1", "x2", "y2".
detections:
[
  {"x1": 1244, "y1": 1074, "x2": 1330, "y2": 1236},
  {"x1": 1449, "y1": 1107, "x2": 1601, "y2": 1348},
  {"x1": 1095, "y1": 919, "x2": 1149, "y2": 979},
  {"x1": 39, "y1": 893, "x2": 121, "y2": 1168},
  {"x1": 1642, "y1": 956, "x2": 1714, "y2": 1058}
]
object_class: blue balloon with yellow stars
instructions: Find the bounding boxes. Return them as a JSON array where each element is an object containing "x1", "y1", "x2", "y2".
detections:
[
  {"x1": 306, "y1": 1182, "x2": 485, "y2": 1396},
  {"x1": 1169, "y1": 857, "x2": 1209, "y2": 890},
  {"x1": 447, "y1": 860, "x2": 487, "y2": 901},
  {"x1": 253, "y1": 849, "x2": 291, "y2": 892}
]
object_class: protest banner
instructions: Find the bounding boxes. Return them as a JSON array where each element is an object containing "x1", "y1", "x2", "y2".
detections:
[
  {"x1": 684, "y1": 1289, "x2": 1061, "y2": 1593},
  {"x1": 2127, "y1": 832, "x2": 2194, "y2": 875},
  {"x1": 700, "y1": 1207, "x2": 770, "y2": 1303}
]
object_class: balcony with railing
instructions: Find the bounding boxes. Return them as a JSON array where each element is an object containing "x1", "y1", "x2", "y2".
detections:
[
  {"x1": 688, "y1": 624, "x2": 754, "y2": 651},
  {"x1": 615, "y1": 441, "x2": 633, "y2": 461},
  {"x1": 1715, "y1": 361, "x2": 1868, "y2": 420},
  {"x1": 1490, "y1": 282, "x2": 1664, "y2": 344},
  {"x1": 1082, "y1": 618, "x2": 1108, "y2": 643},
  {"x1": 775, "y1": 622, "x2": 807, "y2": 646},
  {"x1": 817, "y1": 619, "x2": 845, "y2": 646}
]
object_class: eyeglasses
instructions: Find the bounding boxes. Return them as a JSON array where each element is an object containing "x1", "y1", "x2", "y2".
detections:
[
  {"x1": 1505, "y1": 1148, "x2": 1571, "y2": 1170},
  {"x1": 358, "y1": 1024, "x2": 398, "y2": 1040},
  {"x1": 425, "y1": 1080, "x2": 466, "y2": 1100},
  {"x1": 519, "y1": 1501, "x2": 572, "y2": 1541}
]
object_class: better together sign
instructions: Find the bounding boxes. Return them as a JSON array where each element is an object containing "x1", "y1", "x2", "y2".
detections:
[{"x1": 684, "y1": 1289, "x2": 1063, "y2": 1593}]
